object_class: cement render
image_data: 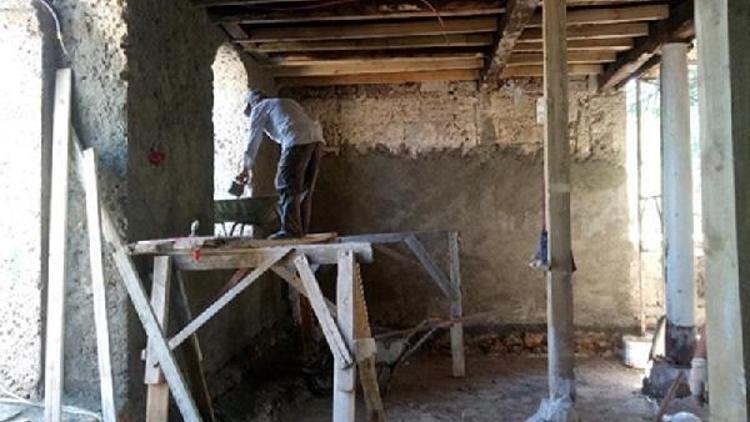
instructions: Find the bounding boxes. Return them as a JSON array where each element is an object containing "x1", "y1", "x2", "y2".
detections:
[
  {"x1": 0, "y1": 5, "x2": 46, "y2": 401},
  {"x1": 285, "y1": 80, "x2": 644, "y2": 329}
]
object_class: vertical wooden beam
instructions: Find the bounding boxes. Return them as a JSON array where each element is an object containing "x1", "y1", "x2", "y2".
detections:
[
  {"x1": 334, "y1": 251, "x2": 357, "y2": 422},
  {"x1": 695, "y1": 0, "x2": 750, "y2": 419},
  {"x1": 44, "y1": 68, "x2": 72, "y2": 422},
  {"x1": 543, "y1": 0, "x2": 576, "y2": 402},
  {"x1": 660, "y1": 42, "x2": 695, "y2": 365},
  {"x1": 81, "y1": 149, "x2": 117, "y2": 422},
  {"x1": 448, "y1": 232, "x2": 466, "y2": 378},
  {"x1": 145, "y1": 257, "x2": 172, "y2": 422}
]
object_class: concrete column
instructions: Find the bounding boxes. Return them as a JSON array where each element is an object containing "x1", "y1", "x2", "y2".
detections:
[
  {"x1": 696, "y1": 1, "x2": 750, "y2": 419},
  {"x1": 660, "y1": 42, "x2": 695, "y2": 366}
]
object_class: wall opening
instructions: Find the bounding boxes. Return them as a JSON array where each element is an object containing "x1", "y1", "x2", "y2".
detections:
[{"x1": 212, "y1": 43, "x2": 249, "y2": 202}]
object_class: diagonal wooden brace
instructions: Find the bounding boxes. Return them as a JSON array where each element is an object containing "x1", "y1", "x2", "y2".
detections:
[
  {"x1": 405, "y1": 234, "x2": 458, "y2": 300},
  {"x1": 168, "y1": 250, "x2": 288, "y2": 350},
  {"x1": 293, "y1": 253, "x2": 354, "y2": 368},
  {"x1": 112, "y1": 249, "x2": 201, "y2": 422}
]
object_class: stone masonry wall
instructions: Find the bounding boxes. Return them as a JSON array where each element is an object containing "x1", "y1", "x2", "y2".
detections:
[{"x1": 284, "y1": 79, "x2": 645, "y2": 331}]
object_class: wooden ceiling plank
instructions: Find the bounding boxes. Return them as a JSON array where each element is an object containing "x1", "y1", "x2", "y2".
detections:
[
  {"x1": 276, "y1": 69, "x2": 481, "y2": 87},
  {"x1": 526, "y1": 4, "x2": 669, "y2": 27},
  {"x1": 194, "y1": 0, "x2": 311, "y2": 6},
  {"x1": 508, "y1": 50, "x2": 617, "y2": 65},
  {"x1": 484, "y1": 0, "x2": 540, "y2": 81},
  {"x1": 519, "y1": 22, "x2": 649, "y2": 41},
  {"x1": 271, "y1": 51, "x2": 485, "y2": 64},
  {"x1": 244, "y1": 17, "x2": 498, "y2": 42},
  {"x1": 501, "y1": 63, "x2": 603, "y2": 77},
  {"x1": 270, "y1": 56, "x2": 484, "y2": 77},
  {"x1": 599, "y1": 0, "x2": 693, "y2": 90},
  {"x1": 211, "y1": 1, "x2": 505, "y2": 25},
  {"x1": 244, "y1": 34, "x2": 494, "y2": 53},
  {"x1": 513, "y1": 38, "x2": 634, "y2": 52}
]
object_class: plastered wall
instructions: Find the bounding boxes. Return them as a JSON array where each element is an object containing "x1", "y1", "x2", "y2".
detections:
[{"x1": 284, "y1": 79, "x2": 643, "y2": 330}]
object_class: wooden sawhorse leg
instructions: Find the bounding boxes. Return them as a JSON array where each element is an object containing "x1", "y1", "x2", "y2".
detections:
[
  {"x1": 448, "y1": 232, "x2": 466, "y2": 378},
  {"x1": 334, "y1": 251, "x2": 357, "y2": 422},
  {"x1": 145, "y1": 256, "x2": 172, "y2": 422}
]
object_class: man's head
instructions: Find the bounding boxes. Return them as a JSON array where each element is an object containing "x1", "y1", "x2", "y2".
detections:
[{"x1": 244, "y1": 89, "x2": 267, "y2": 116}]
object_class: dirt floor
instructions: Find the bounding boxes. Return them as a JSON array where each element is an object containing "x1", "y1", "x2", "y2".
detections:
[{"x1": 277, "y1": 353, "x2": 709, "y2": 422}]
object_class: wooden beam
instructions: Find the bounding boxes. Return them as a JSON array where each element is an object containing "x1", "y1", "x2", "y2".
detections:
[
  {"x1": 527, "y1": 4, "x2": 669, "y2": 27},
  {"x1": 245, "y1": 34, "x2": 494, "y2": 53},
  {"x1": 128, "y1": 233, "x2": 336, "y2": 255},
  {"x1": 44, "y1": 68, "x2": 72, "y2": 422},
  {"x1": 520, "y1": 22, "x2": 649, "y2": 41},
  {"x1": 211, "y1": 1, "x2": 504, "y2": 25},
  {"x1": 194, "y1": 0, "x2": 308, "y2": 6},
  {"x1": 172, "y1": 243, "x2": 373, "y2": 268},
  {"x1": 543, "y1": 0, "x2": 576, "y2": 403},
  {"x1": 276, "y1": 69, "x2": 480, "y2": 87},
  {"x1": 448, "y1": 232, "x2": 465, "y2": 378},
  {"x1": 566, "y1": 0, "x2": 656, "y2": 5},
  {"x1": 502, "y1": 63, "x2": 602, "y2": 77},
  {"x1": 168, "y1": 250, "x2": 288, "y2": 350},
  {"x1": 244, "y1": 17, "x2": 498, "y2": 42},
  {"x1": 270, "y1": 55, "x2": 483, "y2": 77},
  {"x1": 81, "y1": 149, "x2": 117, "y2": 422},
  {"x1": 333, "y1": 251, "x2": 357, "y2": 422},
  {"x1": 221, "y1": 22, "x2": 247, "y2": 39},
  {"x1": 112, "y1": 249, "x2": 201, "y2": 421},
  {"x1": 484, "y1": 0, "x2": 540, "y2": 81},
  {"x1": 404, "y1": 235, "x2": 457, "y2": 300},
  {"x1": 514, "y1": 37, "x2": 634, "y2": 52},
  {"x1": 599, "y1": 0, "x2": 693, "y2": 90},
  {"x1": 145, "y1": 257, "x2": 172, "y2": 422},
  {"x1": 294, "y1": 254, "x2": 354, "y2": 368},
  {"x1": 508, "y1": 50, "x2": 616, "y2": 65},
  {"x1": 270, "y1": 50, "x2": 487, "y2": 63}
]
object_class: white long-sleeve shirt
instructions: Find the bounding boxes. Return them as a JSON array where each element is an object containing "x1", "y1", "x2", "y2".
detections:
[{"x1": 244, "y1": 98, "x2": 324, "y2": 168}]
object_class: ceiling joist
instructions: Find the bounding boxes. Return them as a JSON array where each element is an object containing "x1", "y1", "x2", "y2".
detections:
[
  {"x1": 269, "y1": 55, "x2": 484, "y2": 77},
  {"x1": 599, "y1": 0, "x2": 694, "y2": 90},
  {"x1": 244, "y1": 17, "x2": 498, "y2": 42},
  {"x1": 192, "y1": 0, "x2": 682, "y2": 86},
  {"x1": 525, "y1": 4, "x2": 668, "y2": 27},
  {"x1": 209, "y1": 1, "x2": 504, "y2": 25},
  {"x1": 519, "y1": 22, "x2": 649, "y2": 42},
  {"x1": 243, "y1": 34, "x2": 495, "y2": 53},
  {"x1": 276, "y1": 69, "x2": 481, "y2": 88},
  {"x1": 483, "y1": 0, "x2": 540, "y2": 82}
]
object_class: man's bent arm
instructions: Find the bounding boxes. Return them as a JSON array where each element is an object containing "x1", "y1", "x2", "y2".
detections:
[{"x1": 243, "y1": 106, "x2": 266, "y2": 171}]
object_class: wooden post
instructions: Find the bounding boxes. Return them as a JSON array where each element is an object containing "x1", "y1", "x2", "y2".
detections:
[
  {"x1": 448, "y1": 232, "x2": 466, "y2": 378},
  {"x1": 81, "y1": 149, "x2": 117, "y2": 422},
  {"x1": 145, "y1": 257, "x2": 172, "y2": 422},
  {"x1": 695, "y1": 1, "x2": 750, "y2": 419},
  {"x1": 543, "y1": 0, "x2": 576, "y2": 401},
  {"x1": 334, "y1": 251, "x2": 357, "y2": 422},
  {"x1": 44, "y1": 68, "x2": 72, "y2": 422}
]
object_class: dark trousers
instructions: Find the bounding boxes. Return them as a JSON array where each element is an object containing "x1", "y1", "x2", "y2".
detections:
[{"x1": 275, "y1": 142, "x2": 323, "y2": 237}]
